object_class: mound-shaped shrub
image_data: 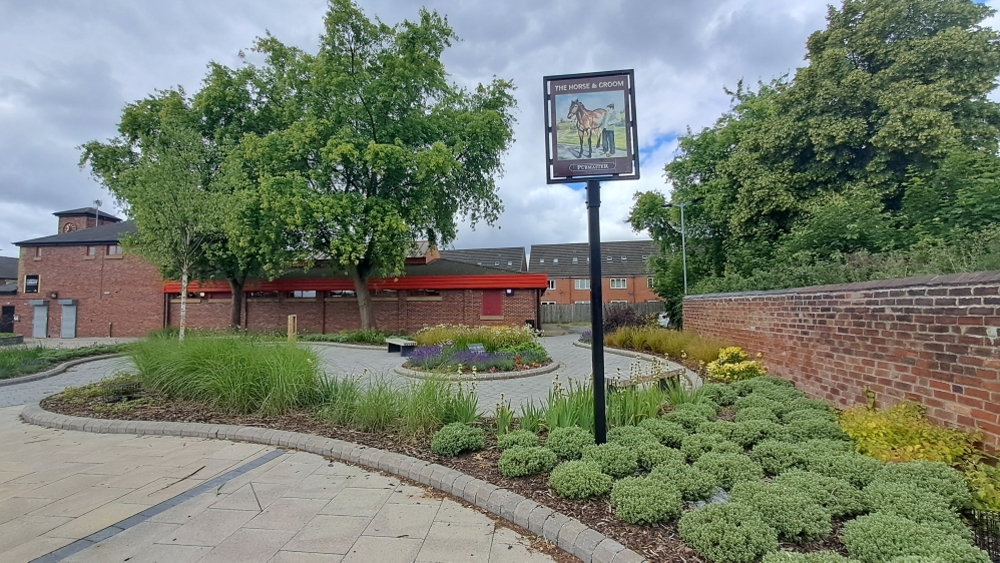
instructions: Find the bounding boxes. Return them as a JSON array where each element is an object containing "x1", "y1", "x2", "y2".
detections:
[
  {"x1": 733, "y1": 394, "x2": 785, "y2": 415},
  {"x1": 761, "y1": 551, "x2": 857, "y2": 562},
  {"x1": 662, "y1": 409, "x2": 713, "y2": 431},
  {"x1": 639, "y1": 418, "x2": 690, "y2": 447},
  {"x1": 772, "y1": 470, "x2": 864, "y2": 518},
  {"x1": 636, "y1": 443, "x2": 686, "y2": 471},
  {"x1": 734, "y1": 406, "x2": 780, "y2": 423},
  {"x1": 750, "y1": 440, "x2": 810, "y2": 475},
  {"x1": 545, "y1": 426, "x2": 595, "y2": 460},
  {"x1": 608, "y1": 425, "x2": 660, "y2": 449},
  {"x1": 498, "y1": 446, "x2": 558, "y2": 477},
  {"x1": 786, "y1": 418, "x2": 850, "y2": 442},
  {"x1": 863, "y1": 481, "x2": 970, "y2": 539},
  {"x1": 842, "y1": 513, "x2": 989, "y2": 563},
  {"x1": 610, "y1": 477, "x2": 683, "y2": 524},
  {"x1": 730, "y1": 481, "x2": 832, "y2": 542},
  {"x1": 497, "y1": 429, "x2": 538, "y2": 451},
  {"x1": 700, "y1": 383, "x2": 739, "y2": 406},
  {"x1": 649, "y1": 460, "x2": 719, "y2": 501},
  {"x1": 673, "y1": 401, "x2": 719, "y2": 419},
  {"x1": 871, "y1": 461, "x2": 972, "y2": 509},
  {"x1": 581, "y1": 443, "x2": 639, "y2": 478},
  {"x1": 800, "y1": 438, "x2": 854, "y2": 455},
  {"x1": 805, "y1": 452, "x2": 883, "y2": 488},
  {"x1": 682, "y1": 433, "x2": 743, "y2": 462},
  {"x1": 548, "y1": 460, "x2": 612, "y2": 499},
  {"x1": 430, "y1": 423, "x2": 485, "y2": 456},
  {"x1": 693, "y1": 452, "x2": 764, "y2": 490},
  {"x1": 679, "y1": 502, "x2": 779, "y2": 563}
]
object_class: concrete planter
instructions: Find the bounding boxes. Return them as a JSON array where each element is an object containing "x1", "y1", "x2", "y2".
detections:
[{"x1": 0, "y1": 335, "x2": 24, "y2": 346}]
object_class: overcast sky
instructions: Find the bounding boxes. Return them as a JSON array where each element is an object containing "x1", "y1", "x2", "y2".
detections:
[{"x1": 2, "y1": 0, "x2": 998, "y2": 257}]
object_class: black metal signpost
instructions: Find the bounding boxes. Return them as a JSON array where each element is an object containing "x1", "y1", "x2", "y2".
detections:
[{"x1": 543, "y1": 69, "x2": 639, "y2": 443}]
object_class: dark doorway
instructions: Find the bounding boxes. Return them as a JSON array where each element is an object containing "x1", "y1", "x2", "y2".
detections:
[{"x1": 0, "y1": 306, "x2": 13, "y2": 334}]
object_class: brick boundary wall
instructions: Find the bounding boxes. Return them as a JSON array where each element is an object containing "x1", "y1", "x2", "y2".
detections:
[{"x1": 683, "y1": 271, "x2": 1000, "y2": 448}]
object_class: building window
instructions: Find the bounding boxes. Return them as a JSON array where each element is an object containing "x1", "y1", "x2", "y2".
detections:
[
  {"x1": 107, "y1": 244, "x2": 122, "y2": 256},
  {"x1": 24, "y1": 274, "x2": 39, "y2": 294},
  {"x1": 408, "y1": 289, "x2": 441, "y2": 298},
  {"x1": 574, "y1": 300, "x2": 590, "y2": 304},
  {"x1": 291, "y1": 290, "x2": 317, "y2": 299},
  {"x1": 34, "y1": 247, "x2": 41, "y2": 258},
  {"x1": 86, "y1": 246, "x2": 98, "y2": 256},
  {"x1": 541, "y1": 301, "x2": 557, "y2": 305},
  {"x1": 547, "y1": 280, "x2": 557, "y2": 290},
  {"x1": 247, "y1": 291, "x2": 281, "y2": 299},
  {"x1": 610, "y1": 278, "x2": 627, "y2": 289},
  {"x1": 328, "y1": 290, "x2": 356, "y2": 298},
  {"x1": 574, "y1": 279, "x2": 590, "y2": 290},
  {"x1": 647, "y1": 277, "x2": 655, "y2": 289},
  {"x1": 610, "y1": 300, "x2": 628, "y2": 303}
]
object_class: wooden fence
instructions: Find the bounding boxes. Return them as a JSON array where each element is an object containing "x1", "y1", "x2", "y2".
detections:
[{"x1": 540, "y1": 302, "x2": 664, "y2": 324}]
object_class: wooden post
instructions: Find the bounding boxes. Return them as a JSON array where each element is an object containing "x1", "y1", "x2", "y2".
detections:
[{"x1": 287, "y1": 314, "x2": 297, "y2": 344}]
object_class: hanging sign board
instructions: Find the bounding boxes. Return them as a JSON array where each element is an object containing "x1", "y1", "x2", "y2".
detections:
[{"x1": 543, "y1": 69, "x2": 639, "y2": 184}]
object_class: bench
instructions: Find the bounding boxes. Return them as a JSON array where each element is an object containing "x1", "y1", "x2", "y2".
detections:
[
  {"x1": 386, "y1": 337, "x2": 418, "y2": 357},
  {"x1": 606, "y1": 367, "x2": 685, "y2": 392}
]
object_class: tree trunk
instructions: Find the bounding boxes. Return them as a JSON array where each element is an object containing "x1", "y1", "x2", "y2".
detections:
[
  {"x1": 179, "y1": 270, "x2": 189, "y2": 341},
  {"x1": 228, "y1": 278, "x2": 244, "y2": 331},
  {"x1": 348, "y1": 264, "x2": 376, "y2": 330}
]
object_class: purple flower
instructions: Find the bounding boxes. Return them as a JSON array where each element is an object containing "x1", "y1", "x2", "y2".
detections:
[
  {"x1": 409, "y1": 345, "x2": 443, "y2": 362},
  {"x1": 580, "y1": 330, "x2": 592, "y2": 340},
  {"x1": 451, "y1": 349, "x2": 509, "y2": 364}
]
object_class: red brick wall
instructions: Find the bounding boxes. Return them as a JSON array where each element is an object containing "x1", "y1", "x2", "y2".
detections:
[{"x1": 684, "y1": 272, "x2": 1000, "y2": 447}]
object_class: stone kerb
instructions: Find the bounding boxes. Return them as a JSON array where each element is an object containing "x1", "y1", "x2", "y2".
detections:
[
  {"x1": 20, "y1": 402, "x2": 645, "y2": 563},
  {"x1": 394, "y1": 361, "x2": 562, "y2": 381}
]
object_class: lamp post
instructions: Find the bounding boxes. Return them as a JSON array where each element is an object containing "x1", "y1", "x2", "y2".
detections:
[{"x1": 662, "y1": 198, "x2": 702, "y2": 294}]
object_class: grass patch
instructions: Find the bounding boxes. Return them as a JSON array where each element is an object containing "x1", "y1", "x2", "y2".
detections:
[
  {"x1": 0, "y1": 344, "x2": 128, "y2": 380},
  {"x1": 299, "y1": 330, "x2": 396, "y2": 345},
  {"x1": 604, "y1": 327, "x2": 728, "y2": 364},
  {"x1": 413, "y1": 324, "x2": 537, "y2": 351}
]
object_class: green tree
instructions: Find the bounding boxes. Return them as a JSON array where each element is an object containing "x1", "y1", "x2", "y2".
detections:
[{"x1": 227, "y1": 0, "x2": 517, "y2": 329}]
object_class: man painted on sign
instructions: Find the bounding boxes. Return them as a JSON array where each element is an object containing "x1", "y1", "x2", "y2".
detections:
[{"x1": 599, "y1": 104, "x2": 620, "y2": 156}]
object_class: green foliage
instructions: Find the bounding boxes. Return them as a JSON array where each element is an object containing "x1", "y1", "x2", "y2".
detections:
[
  {"x1": 604, "y1": 327, "x2": 726, "y2": 363},
  {"x1": 700, "y1": 383, "x2": 739, "y2": 407},
  {"x1": 682, "y1": 434, "x2": 743, "y2": 462},
  {"x1": 610, "y1": 477, "x2": 682, "y2": 525},
  {"x1": 637, "y1": 444, "x2": 686, "y2": 471},
  {"x1": 662, "y1": 408, "x2": 713, "y2": 432},
  {"x1": 638, "y1": 418, "x2": 690, "y2": 448},
  {"x1": 707, "y1": 354, "x2": 768, "y2": 383},
  {"x1": 548, "y1": 461, "x2": 613, "y2": 500},
  {"x1": 700, "y1": 419, "x2": 788, "y2": 449},
  {"x1": 750, "y1": 440, "x2": 810, "y2": 475},
  {"x1": 785, "y1": 418, "x2": 849, "y2": 442},
  {"x1": 729, "y1": 480, "x2": 832, "y2": 543},
  {"x1": 805, "y1": 452, "x2": 884, "y2": 489},
  {"x1": 734, "y1": 407, "x2": 779, "y2": 424},
  {"x1": 839, "y1": 402, "x2": 978, "y2": 464},
  {"x1": 497, "y1": 446, "x2": 557, "y2": 478},
  {"x1": 299, "y1": 330, "x2": 389, "y2": 344},
  {"x1": 693, "y1": 452, "x2": 764, "y2": 490},
  {"x1": 496, "y1": 429, "x2": 538, "y2": 451},
  {"x1": 842, "y1": 513, "x2": 989, "y2": 563},
  {"x1": 772, "y1": 470, "x2": 865, "y2": 518},
  {"x1": 414, "y1": 325, "x2": 538, "y2": 353},
  {"x1": 494, "y1": 397, "x2": 515, "y2": 436},
  {"x1": 863, "y1": 481, "x2": 970, "y2": 539},
  {"x1": 783, "y1": 408, "x2": 838, "y2": 425},
  {"x1": 673, "y1": 401, "x2": 719, "y2": 419},
  {"x1": 544, "y1": 425, "x2": 595, "y2": 460},
  {"x1": 762, "y1": 552, "x2": 857, "y2": 563},
  {"x1": 581, "y1": 443, "x2": 639, "y2": 479},
  {"x1": 733, "y1": 394, "x2": 785, "y2": 414},
  {"x1": 518, "y1": 400, "x2": 545, "y2": 433},
  {"x1": 0, "y1": 344, "x2": 128, "y2": 380},
  {"x1": 544, "y1": 377, "x2": 595, "y2": 433},
  {"x1": 430, "y1": 423, "x2": 485, "y2": 457},
  {"x1": 871, "y1": 460, "x2": 972, "y2": 509},
  {"x1": 678, "y1": 502, "x2": 779, "y2": 563},
  {"x1": 607, "y1": 383, "x2": 668, "y2": 428},
  {"x1": 649, "y1": 460, "x2": 719, "y2": 501}
]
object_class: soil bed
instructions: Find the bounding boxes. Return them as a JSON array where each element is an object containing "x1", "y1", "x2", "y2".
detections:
[{"x1": 43, "y1": 391, "x2": 850, "y2": 562}]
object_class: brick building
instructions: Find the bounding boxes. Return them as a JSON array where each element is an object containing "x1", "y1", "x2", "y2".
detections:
[
  {"x1": 529, "y1": 240, "x2": 659, "y2": 305},
  {"x1": 6, "y1": 208, "x2": 548, "y2": 338}
]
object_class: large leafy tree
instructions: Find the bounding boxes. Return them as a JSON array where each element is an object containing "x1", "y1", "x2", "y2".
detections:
[
  {"x1": 227, "y1": 0, "x2": 517, "y2": 329},
  {"x1": 632, "y1": 0, "x2": 1000, "y2": 320}
]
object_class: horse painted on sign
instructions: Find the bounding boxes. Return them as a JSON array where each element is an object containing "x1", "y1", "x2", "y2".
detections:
[{"x1": 567, "y1": 99, "x2": 607, "y2": 158}]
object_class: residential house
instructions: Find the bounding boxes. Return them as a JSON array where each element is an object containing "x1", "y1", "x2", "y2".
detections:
[{"x1": 529, "y1": 240, "x2": 659, "y2": 305}]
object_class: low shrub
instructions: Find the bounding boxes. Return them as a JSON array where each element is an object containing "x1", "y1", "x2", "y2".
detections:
[
  {"x1": 773, "y1": 470, "x2": 865, "y2": 518},
  {"x1": 498, "y1": 446, "x2": 558, "y2": 478},
  {"x1": 637, "y1": 443, "x2": 686, "y2": 471},
  {"x1": 784, "y1": 397, "x2": 836, "y2": 415},
  {"x1": 649, "y1": 461, "x2": 719, "y2": 501},
  {"x1": 582, "y1": 443, "x2": 639, "y2": 478},
  {"x1": 545, "y1": 426, "x2": 595, "y2": 460},
  {"x1": 870, "y1": 460, "x2": 972, "y2": 509},
  {"x1": 430, "y1": 423, "x2": 485, "y2": 457},
  {"x1": 549, "y1": 460, "x2": 613, "y2": 499},
  {"x1": 800, "y1": 438, "x2": 855, "y2": 455},
  {"x1": 678, "y1": 502, "x2": 779, "y2": 563},
  {"x1": 839, "y1": 401, "x2": 978, "y2": 465},
  {"x1": 638, "y1": 418, "x2": 690, "y2": 448},
  {"x1": 610, "y1": 477, "x2": 683, "y2": 525},
  {"x1": 729, "y1": 480, "x2": 832, "y2": 543},
  {"x1": 750, "y1": 440, "x2": 810, "y2": 475},
  {"x1": 414, "y1": 324, "x2": 537, "y2": 352},
  {"x1": 786, "y1": 418, "x2": 850, "y2": 442},
  {"x1": 733, "y1": 394, "x2": 784, "y2": 414},
  {"x1": 761, "y1": 552, "x2": 856, "y2": 563},
  {"x1": 608, "y1": 426, "x2": 660, "y2": 449},
  {"x1": 863, "y1": 481, "x2": 970, "y2": 539},
  {"x1": 662, "y1": 409, "x2": 713, "y2": 431},
  {"x1": 734, "y1": 406, "x2": 780, "y2": 424},
  {"x1": 693, "y1": 452, "x2": 764, "y2": 490},
  {"x1": 730, "y1": 420, "x2": 789, "y2": 448},
  {"x1": 841, "y1": 513, "x2": 989, "y2": 563},
  {"x1": 706, "y1": 348, "x2": 767, "y2": 384},
  {"x1": 805, "y1": 452, "x2": 884, "y2": 488},
  {"x1": 1, "y1": 343, "x2": 129, "y2": 380},
  {"x1": 783, "y1": 408, "x2": 838, "y2": 425},
  {"x1": 700, "y1": 383, "x2": 739, "y2": 406},
  {"x1": 681, "y1": 434, "x2": 743, "y2": 462},
  {"x1": 497, "y1": 429, "x2": 539, "y2": 451},
  {"x1": 673, "y1": 401, "x2": 720, "y2": 419}
]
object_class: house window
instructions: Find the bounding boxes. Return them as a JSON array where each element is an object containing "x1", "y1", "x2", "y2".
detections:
[
  {"x1": 574, "y1": 279, "x2": 590, "y2": 290},
  {"x1": 24, "y1": 274, "x2": 39, "y2": 294},
  {"x1": 106, "y1": 244, "x2": 122, "y2": 256},
  {"x1": 547, "y1": 280, "x2": 557, "y2": 290},
  {"x1": 291, "y1": 290, "x2": 317, "y2": 299},
  {"x1": 647, "y1": 277, "x2": 655, "y2": 289},
  {"x1": 87, "y1": 246, "x2": 98, "y2": 256},
  {"x1": 34, "y1": 247, "x2": 41, "y2": 258},
  {"x1": 610, "y1": 278, "x2": 627, "y2": 289},
  {"x1": 481, "y1": 290, "x2": 503, "y2": 317}
]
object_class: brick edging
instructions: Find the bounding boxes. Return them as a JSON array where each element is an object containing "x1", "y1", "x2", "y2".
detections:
[
  {"x1": 571, "y1": 341, "x2": 702, "y2": 389},
  {"x1": 0, "y1": 353, "x2": 125, "y2": 388},
  {"x1": 394, "y1": 361, "x2": 562, "y2": 381},
  {"x1": 20, "y1": 403, "x2": 645, "y2": 563}
]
